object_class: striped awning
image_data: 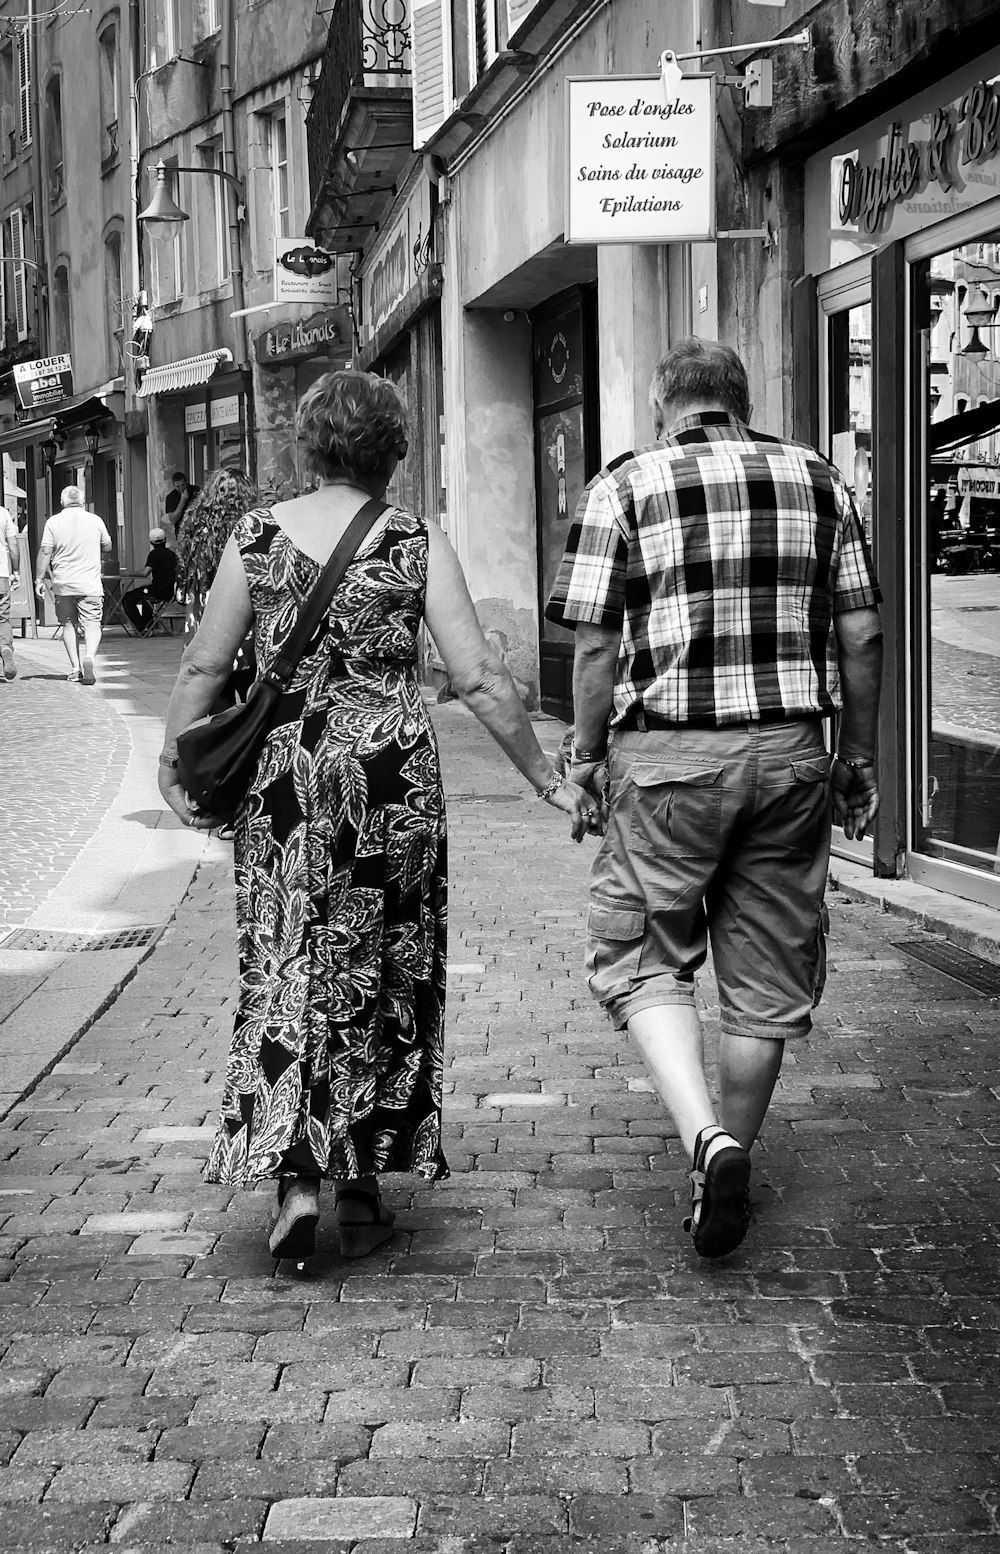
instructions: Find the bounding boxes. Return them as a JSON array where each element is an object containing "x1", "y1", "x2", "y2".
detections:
[{"x1": 136, "y1": 348, "x2": 233, "y2": 397}]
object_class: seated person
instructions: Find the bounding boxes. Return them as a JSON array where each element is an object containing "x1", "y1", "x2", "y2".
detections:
[{"x1": 121, "y1": 528, "x2": 179, "y2": 633}]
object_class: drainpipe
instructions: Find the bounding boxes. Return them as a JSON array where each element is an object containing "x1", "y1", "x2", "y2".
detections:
[
  {"x1": 219, "y1": 0, "x2": 256, "y2": 478},
  {"x1": 124, "y1": 0, "x2": 145, "y2": 568},
  {"x1": 28, "y1": 0, "x2": 48, "y2": 355}
]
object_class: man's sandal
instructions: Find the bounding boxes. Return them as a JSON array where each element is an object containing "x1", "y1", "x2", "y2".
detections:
[
  {"x1": 335, "y1": 1186, "x2": 395, "y2": 1259},
  {"x1": 683, "y1": 1125, "x2": 752, "y2": 1258}
]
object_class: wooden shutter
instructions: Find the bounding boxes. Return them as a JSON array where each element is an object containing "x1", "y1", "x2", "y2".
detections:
[
  {"x1": 412, "y1": 0, "x2": 453, "y2": 150},
  {"x1": 471, "y1": 0, "x2": 497, "y2": 81},
  {"x1": 7, "y1": 211, "x2": 28, "y2": 341},
  {"x1": 506, "y1": 0, "x2": 541, "y2": 40},
  {"x1": 17, "y1": 29, "x2": 31, "y2": 147}
]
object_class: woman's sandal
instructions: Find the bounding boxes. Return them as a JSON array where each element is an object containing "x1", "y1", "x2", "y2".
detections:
[
  {"x1": 335, "y1": 1186, "x2": 395, "y2": 1260},
  {"x1": 268, "y1": 1175, "x2": 320, "y2": 1267},
  {"x1": 683, "y1": 1125, "x2": 752, "y2": 1259}
]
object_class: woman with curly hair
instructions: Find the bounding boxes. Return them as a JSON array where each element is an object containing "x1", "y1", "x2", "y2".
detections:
[
  {"x1": 157, "y1": 369, "x2": 593, "y2": 1270},
  {"x1": 175, "y1": 467, "x2": 257, "y2": 705},
  {"x1": 175, "y1": 466, "x2": 257, "y2": 638}
]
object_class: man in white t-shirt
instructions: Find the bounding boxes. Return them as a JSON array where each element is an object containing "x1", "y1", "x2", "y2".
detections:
[
  {"x1": 0, "y1": 502, "x2": 20, "y2": 681},
  {"x1": 35, "y1": 486, "x2": 112, "y2": 685}
]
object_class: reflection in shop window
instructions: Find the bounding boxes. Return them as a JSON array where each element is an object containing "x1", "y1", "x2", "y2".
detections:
[{"x1": 920, "y1": 232, "x2": 1000, "y2": 877}]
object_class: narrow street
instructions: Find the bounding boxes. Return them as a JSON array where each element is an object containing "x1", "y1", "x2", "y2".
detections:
[{"x1": 1, "y1": 633, "x2": 998, "y2": 1552}]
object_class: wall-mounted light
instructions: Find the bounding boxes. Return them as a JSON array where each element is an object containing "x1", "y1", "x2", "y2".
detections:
[
  {"x1": 138, "y1": 158, "x2": 246, "y2": 243},
  {"x1": 84, "y1": 423, "x2": 102, "y2": 459},
  {"x1": 40, "y1": 435, "x2": 61, "y2": 472}
]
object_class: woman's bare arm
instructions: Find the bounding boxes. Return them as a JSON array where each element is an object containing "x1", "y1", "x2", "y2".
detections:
[{"x1": 157, "y1": 535, "x2": 253, "y2": 826}]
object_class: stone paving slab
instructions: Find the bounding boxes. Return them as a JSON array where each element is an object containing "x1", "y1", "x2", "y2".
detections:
[
  {"x1": 1, "y1": 701, "x2": 1000, "y2": 1549},
  {"x1": 0, "y1": 635, "x2": 217, "y2": 1124}
]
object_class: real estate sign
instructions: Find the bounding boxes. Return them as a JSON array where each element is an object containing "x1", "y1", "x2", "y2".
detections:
[
  {"x1": 565, "y1": 74, "x2": 716, "y2": 245},
  {"x1": 13, "y1": 355, "x2": 73, "y2": 410}
]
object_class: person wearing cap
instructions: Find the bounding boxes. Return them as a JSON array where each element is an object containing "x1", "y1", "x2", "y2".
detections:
[{"x1": 121, "y1": 527, "x2": 179, "y2": 635}]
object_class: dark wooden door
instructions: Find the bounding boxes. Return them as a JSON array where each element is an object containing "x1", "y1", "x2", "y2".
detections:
[{"x1": 532, "y1": 285, "x2": 599, "y2": 719}]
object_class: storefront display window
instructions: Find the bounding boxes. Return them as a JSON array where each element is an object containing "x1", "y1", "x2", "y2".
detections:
[{"x1": 915, "y1": 231, "x2": 1000, "y2": 877}]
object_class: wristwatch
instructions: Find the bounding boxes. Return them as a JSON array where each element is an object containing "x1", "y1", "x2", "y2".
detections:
[
  {"x1": 572, "y1": 742, "x2": 607, "y2": 764},
  {"x1": 834, "y1": 754, "x2": 875, "y2": 770}
]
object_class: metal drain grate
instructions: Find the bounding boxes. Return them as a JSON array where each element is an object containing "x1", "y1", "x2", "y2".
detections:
[
  {"x1": 2, "y1": 926, "x2": 162, "y2": 953},
  {"x1": 894, "y1": 938, "x2": 1000, "y2": 997}
]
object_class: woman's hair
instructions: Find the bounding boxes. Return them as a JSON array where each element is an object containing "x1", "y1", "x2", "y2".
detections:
[
  {"x1": 175, "y1": 468, "x2": 257, "y2": 599},
  {"x1": 648, "y1": 338, "x2": 751, "y2": 433},
  {"x1": 296, "y1": 369, "x2": 409, "y2": 483}
]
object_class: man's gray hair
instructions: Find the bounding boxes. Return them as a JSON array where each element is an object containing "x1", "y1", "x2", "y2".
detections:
[
  {"x1": 649, "y1": 338, "x2": 751, "y2": 434},
  {"x1": 60, "y1": 486, "x2": 85, "y2": 507}
]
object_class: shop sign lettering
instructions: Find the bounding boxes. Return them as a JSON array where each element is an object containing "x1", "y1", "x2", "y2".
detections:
[
  {"x1": 255, "y1": 307, "x2": 352, "y2": 367},
  {"x1": 565, "y1": 75, "x2": 715, "y2": 245},
  {"x1": 957, "y1": 467, "x2": 1000, "y2": 500},
  {"x1": 360, "y1": 179, "x2": 433, "y2": 345},
  {"x1": 368, "y1": 231, "x2": 409, "y2": 336},
  {"x1": 839, "y1": 75, "x2": 1000, "y2": 234}
]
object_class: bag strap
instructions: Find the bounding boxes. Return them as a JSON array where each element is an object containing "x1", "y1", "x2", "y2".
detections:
[{"x1": 261, "y1": 495, "x2": 388, "y2": 692}]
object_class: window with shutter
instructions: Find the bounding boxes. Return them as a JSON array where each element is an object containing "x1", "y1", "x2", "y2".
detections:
[
  {"x1": 17, "y1": 30, "x2": 32, "y2": 147},
  {"x1": 7, "y1": 211, "x2": 28, "y2": 342},
  {"x1": 505, "y1": 0, "x2": 540, "y2": 41},
  {"x1": 412, "y1": 0, "x2": 453, "y2": 151}
]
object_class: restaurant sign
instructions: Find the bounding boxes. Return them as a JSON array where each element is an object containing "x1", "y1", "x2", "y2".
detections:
[
  {"x1": 255, "y1": 306, "x2": 352, "y2": 368},
  {"x1": 565, "y1": 74, "x2": 715, "y2": 245},
  {"x1": 274, "y1": 238, "x2": 338, "y2": 306},
  {"x1": 13, "y1": 354, "x2": 73, "y2": 410}
]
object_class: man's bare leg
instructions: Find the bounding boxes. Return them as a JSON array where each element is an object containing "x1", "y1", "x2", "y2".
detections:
[
  {"x1": 60, "y1": 622, "x2": 81, "y2": 674},
  {"x1": 80, "y1": 620, "x2": 102, "y2": 683},
  {"x1": 628, "y1": 1003, "x2": 754, "y2": 1258},
  {"x1": 718, "y1": 1032, "x2": 785, "y2": 1152},
  {"x1": 626, "y1": 1003, "x2": 716, "y2": 1159}
]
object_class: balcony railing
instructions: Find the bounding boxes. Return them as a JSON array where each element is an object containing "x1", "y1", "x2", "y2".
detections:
[{"x1": 308, "y1": 0, "x2": 411, "y2": 198}]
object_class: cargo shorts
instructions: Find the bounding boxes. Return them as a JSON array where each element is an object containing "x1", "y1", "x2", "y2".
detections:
[
  {"x1": 586, "y1": 719, "x2": 832, "y2": 1040},
  {"x1": 54, "y1": 594, "x2": 104, "y2": 629}
]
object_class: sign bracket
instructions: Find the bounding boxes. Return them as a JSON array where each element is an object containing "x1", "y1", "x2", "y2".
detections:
[{"x1": 717, "y1": 223, "x2": 776, "y2": 253}]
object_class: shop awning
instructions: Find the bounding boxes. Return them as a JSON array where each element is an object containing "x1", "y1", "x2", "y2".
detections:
[
  {"x1": 930, "y1": 397, "x2": 1000, "y2": 454},
  {"x1": 136, "y1": 349, "x2": 233, "y2": 397},
  {"x1": 52, "y1": 394, "x2": 114, "y2": 435}
]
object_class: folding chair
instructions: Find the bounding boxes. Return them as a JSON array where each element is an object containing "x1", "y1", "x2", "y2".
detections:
[{"x1": 143, "y1": 597, "x2": 187, "y2": 636}]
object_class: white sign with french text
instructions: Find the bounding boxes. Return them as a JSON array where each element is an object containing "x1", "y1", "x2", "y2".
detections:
[
  {"x1": 565, "y1": 74, "x2": 716, "y2": 245},
  {"x1": 274, "y1": 237, "x2": 339, "y2": 306}
]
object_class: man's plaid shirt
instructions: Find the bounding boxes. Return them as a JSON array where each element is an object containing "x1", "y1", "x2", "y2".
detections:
[{"x1": 545, "y1": 412, "x2": 882, "y2": 729}]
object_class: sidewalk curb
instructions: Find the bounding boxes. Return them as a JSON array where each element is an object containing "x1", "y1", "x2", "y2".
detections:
[
  {"x1": 829, "y1": 856, "x2": 1000, "y2": 962},
  {"x1": 0, "y1": 934, "x2": 161, "y2": 1122}
]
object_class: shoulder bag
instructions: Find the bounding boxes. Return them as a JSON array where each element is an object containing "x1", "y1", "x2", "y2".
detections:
[{"x1": 176, "y1": 495, "x2": 387, "y2": 821}]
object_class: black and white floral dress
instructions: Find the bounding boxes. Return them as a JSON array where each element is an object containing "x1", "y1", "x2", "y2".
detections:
[{"x1": 204, "y1": 507, "x2": 449, "y2": 1186}]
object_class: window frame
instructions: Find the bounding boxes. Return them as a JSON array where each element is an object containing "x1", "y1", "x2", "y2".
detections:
[{"x1": 266, "y1": 110, "x2": 290, "y2": 242}]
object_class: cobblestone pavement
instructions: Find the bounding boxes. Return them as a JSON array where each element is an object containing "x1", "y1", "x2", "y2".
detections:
[
  {"x1": 1, "y1": 703, "x2": 999, "y2": 1553},
  {"x1": 0, "y1": 643, "x2": 131, "y2": 927}
]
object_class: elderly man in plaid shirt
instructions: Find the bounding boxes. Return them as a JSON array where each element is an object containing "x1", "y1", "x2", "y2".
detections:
[{"x1": 546, "y1": 338, "x2": 883, "y2": 1259}]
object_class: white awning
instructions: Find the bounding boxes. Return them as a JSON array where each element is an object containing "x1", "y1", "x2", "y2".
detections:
[{"x1": 136, "y1": 349, "x2": 233, "y2": 397}]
